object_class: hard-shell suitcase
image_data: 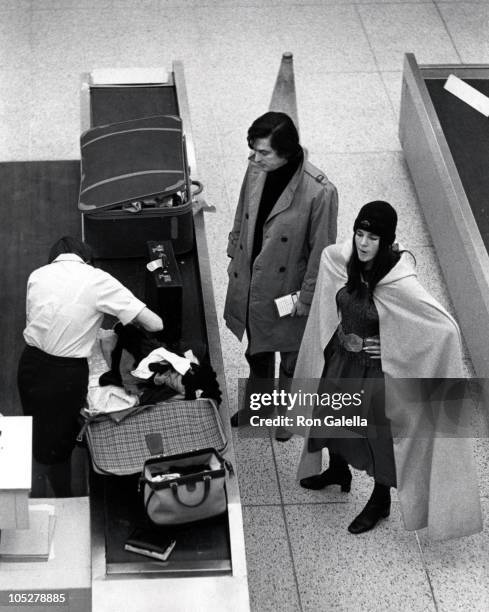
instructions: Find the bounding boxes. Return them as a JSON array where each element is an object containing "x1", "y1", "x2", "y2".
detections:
[{"x1": 78, "y1": 114, "x2": 197, "y2": 258}]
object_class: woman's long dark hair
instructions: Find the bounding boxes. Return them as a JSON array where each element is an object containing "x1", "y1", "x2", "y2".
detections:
[{"x1": 346, "y1": 235, "x2": 413, "y2": 295}]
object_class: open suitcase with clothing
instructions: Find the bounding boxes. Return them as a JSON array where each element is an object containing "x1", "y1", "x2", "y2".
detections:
[
  {"x1": 79, "y1": 324, "x2": 233, "y2": 572},
  {"x1": 79, "y1": 114, "x2": 201, "y2": 258}
]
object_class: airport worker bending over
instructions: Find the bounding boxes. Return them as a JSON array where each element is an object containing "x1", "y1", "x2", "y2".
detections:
[
  {"x1": 17, "y1": 236, "x2": 163, "y2": 496},
  {"x1": 224, "y1": 112, "x2": 338, "y2": 439}
]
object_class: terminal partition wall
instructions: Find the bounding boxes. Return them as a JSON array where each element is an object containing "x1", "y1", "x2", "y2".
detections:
[{"x1": 399, "y1": 53, "x2": 489, "y2": 378}]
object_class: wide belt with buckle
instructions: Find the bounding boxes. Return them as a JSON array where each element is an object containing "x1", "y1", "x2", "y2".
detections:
[{"x1": 337, "y1": 324, "x2": 379, "y2": 353}]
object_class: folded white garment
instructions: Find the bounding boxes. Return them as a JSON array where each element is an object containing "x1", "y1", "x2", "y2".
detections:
[
  {"x1": 87, "y1": 385, "x2": 138, "y2": 414},
  {"x1": 131, "y1": 347, "x2": 193, "y2": 379}
]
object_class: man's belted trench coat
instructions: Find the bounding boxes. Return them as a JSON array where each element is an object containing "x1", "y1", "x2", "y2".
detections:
[{"x1": 224, "y1": 156, "x2": 338, "y2": 355}]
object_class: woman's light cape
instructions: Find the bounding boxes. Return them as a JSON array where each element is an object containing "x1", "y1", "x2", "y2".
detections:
[{"x1": 293, "y1": 241, "x2": 482, "y2": 540}]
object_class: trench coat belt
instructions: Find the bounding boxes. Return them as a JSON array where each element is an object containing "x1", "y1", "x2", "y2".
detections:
[{"x1": 337, "y1": 324, "x2": 379, "y2": 353}]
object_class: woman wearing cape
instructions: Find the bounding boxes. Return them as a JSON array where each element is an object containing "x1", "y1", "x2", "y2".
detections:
[{"x1": 293, "y1": 201, "x2": 482, "y2": 540}]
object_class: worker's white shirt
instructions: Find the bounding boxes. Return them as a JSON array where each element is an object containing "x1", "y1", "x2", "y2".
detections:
[{"x1": 23, "y1": 254, "x2": 146, "y2": 358}]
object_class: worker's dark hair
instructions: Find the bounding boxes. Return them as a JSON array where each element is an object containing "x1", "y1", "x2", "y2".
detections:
[
  {"x1": 48, "y1": 236, "x2": 93, "y2": 264},
  {"x1": 247, "y1": 112, "x2": 301, "y2": 160}
]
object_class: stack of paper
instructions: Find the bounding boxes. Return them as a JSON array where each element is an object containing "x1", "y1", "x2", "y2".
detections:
[{"x1": 0, "y1": 505, "x2": 56, "y2": 561}]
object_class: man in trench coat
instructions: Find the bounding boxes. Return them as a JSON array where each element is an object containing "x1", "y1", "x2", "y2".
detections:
[{"x1": 224, "y1": 112, "x2": 338, "y2": 437}]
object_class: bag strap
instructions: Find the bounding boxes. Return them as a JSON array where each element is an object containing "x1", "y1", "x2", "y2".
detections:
[
  {"x1": 170, "y1": 475, "x2": 212, "y2": 508},
  {"x1": 76, "y1": 420, "x2": 90, "y2": 443},
  {"x1": 76, "y1": 412, "x2": 110, "y2": 442},
  {"x1": 76, "y1": 410, "x2": 103, "y2": 442},
  {"x1": 212, "y1": 448, "x2": 234, "y2": 476},
  {"x1": 197, "y1": 398, "x2": 228, "y2": 454}
]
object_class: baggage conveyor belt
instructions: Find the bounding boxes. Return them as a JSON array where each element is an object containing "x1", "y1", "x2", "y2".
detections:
[
  {"x1": 82, "y1": 64, "x2": 249, "y2": 609},
  {"x1": 91, "y1": 472, "x2": 231, "y2": 576},
  {"x1": 90, "y1": 240, "x2": 231, "y2": 577}
]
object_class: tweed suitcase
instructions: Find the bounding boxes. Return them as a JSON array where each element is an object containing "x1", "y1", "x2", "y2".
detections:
[
  {"x1": 79, "y1": 398, "x2": 227, "y2": 476},
  {"x1": 78, "y1": 114, "x2": 196, "y2": 257}
]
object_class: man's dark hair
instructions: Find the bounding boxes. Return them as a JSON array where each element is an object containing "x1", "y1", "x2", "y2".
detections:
[
  {"x1": 247, "y1": 112, "x2": 301, "y2": 160},
  {"x1": 48, "y1": 236, "x2": 93, "y2": 264}
]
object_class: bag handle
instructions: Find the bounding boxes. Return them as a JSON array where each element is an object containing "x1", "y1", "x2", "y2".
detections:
[
  {"x1": 143, "y1": 474, "x2": 213, "y2": 519},
  {"x1": 191, "y1": 180, "x2": 204, "y2": 196},
  {"x1": 169, "y1": 474, "x2": 212, "y2": 508},
  {"x1": 141, "y1": 447, "x2": 234, "y2": 487}
]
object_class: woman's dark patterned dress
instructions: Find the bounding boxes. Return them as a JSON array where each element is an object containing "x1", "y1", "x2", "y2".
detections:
[{"x1": 309, "y1": 282, "x2": 396, "y2": 486}]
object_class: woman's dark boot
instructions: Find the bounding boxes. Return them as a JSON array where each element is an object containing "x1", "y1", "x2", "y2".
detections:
[
  {"x1": 299, "y1": 453, "x2": 352, "y2": 492},
  {"x1": 348, "y1": 482, "x2": 391, "y2": 534}
]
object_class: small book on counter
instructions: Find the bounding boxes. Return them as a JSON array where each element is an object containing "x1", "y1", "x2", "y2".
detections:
[{"x1": 124, "y1": 527, "x2": 176, "y2": 562}]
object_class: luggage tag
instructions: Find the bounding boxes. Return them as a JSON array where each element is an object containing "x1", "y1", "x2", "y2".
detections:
[
  {"x1": 146, "y1": 258, "x2": 163, "y2": 272},
  {"x1": 145, "y1": 433, "x2": 165, "y2": 456},
  {"x1": 147, "y1": 253, "x2": 173, "y2": 282}
]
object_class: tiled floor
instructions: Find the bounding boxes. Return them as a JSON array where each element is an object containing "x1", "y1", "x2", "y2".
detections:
[{"x1": 1, "y1": 0, "x2": 488, "y2": 610}]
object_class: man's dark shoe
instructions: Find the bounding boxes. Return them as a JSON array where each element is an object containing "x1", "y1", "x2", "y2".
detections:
[
  {"x1": 347, "y1": 483, "x2": 391, "y2": 534},
  {"x1": 300, "y1": 452, "x2": 352, "y2": 491},
  {"x1": 274, "y1": 426, "x2": 293, "y2": 442},
  {"x1": 300, "y1": 467, "x2": 352, "y2": 491}
]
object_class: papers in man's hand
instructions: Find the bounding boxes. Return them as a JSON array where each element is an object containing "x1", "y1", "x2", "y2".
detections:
[{"x1": 274, "y1": 291, "x2": 300, "y2": 317}]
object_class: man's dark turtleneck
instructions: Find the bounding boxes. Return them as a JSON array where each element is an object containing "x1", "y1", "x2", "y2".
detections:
[{"x1": 251, "y1": 148, "x2": 303, "y2": 265}]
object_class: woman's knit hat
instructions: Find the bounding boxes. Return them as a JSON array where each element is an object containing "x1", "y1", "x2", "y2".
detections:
[{"x1": 353, "y1": 200, "x2": 397, "y2": 245}]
